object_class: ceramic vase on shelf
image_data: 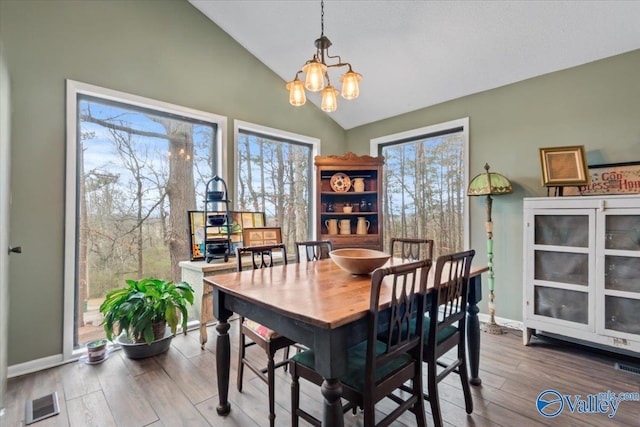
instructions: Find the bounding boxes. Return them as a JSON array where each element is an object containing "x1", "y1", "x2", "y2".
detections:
[
  {"x1": 339, "y1": 219, "x2": 351, "y2": 235},
  {"x1": 353, "y1": 178, "x2": 365, "y2": 193},
  {"x1": 326, "y1": 201, "x2": 335, "y2": 212}
]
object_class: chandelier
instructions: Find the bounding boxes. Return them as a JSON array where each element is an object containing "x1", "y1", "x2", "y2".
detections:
[{"x1": 286, "y1": 0, "x2": 361, "y2": 112}]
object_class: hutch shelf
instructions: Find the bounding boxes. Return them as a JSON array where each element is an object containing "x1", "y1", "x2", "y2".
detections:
[
  {"x1": 523, "y1": 195, "x2": 640, "y2": 356},
  {"x1": 315, "y1": 152, "x2": 384, "y2": 251}
]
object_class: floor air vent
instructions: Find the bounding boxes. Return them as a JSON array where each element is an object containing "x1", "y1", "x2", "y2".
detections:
[
  {"x1": 615, "y1": 362, "x2": 640, "y2": 376},
  {"x1": 25, "y1": 392, "x2": 60, "y2": 425}
]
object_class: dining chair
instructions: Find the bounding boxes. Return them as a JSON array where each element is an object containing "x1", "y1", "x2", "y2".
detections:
[
  {"x1": 289, "y1": 259, "x2": 432, "y2": 427},
  {"x1": 235, "y1": 243, "x2": 296, "y2": 427},
  {"x1": 294, "y1": 240, "x2": 333, "y2": 263},
  {"x1": 389, "y1": 237, "x2": 434, "y2": 261},
  {"x1": 421, "y1": 249, "x2": 475, "y2": 427}
]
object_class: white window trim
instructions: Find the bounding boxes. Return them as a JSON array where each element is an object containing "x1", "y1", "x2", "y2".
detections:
[
  {"x1": 369, "y1": 117, "x2": 470, "y2": 250},
  {"x1": 233, "y1": 120, "x2": 320, "y2": 239},
  {"x1": 64, "y1": 80, "x2": 227, "y2": 361}
]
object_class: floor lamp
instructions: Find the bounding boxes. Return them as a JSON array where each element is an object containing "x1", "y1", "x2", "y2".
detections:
[{"x1": 468, "y1": 163, "x2": 513, "y2": 335}]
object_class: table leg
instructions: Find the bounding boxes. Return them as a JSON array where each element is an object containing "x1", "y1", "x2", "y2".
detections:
[
  {"x1": 321, "y1": 378, "x2": 344, "y2": 426},
  {"x1": 200, "y1": 321, "x2": 208, "y2": 350},
  {"x1": 215, "y1": 320, "x2": 231, "y2": 415},
  {"x1": 467, "y1": 301, "x2": 482, "y2": 386}
]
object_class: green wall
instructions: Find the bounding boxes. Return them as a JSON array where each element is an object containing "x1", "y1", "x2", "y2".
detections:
[
  {"x1": 2, "y1": 0, "x2": 639, "y2": 366},
  {"x1": 347, "y1": 49, "x2": 640, "y2": 322},
  {"x1": 0, "y1": 0, "x2": 345, "y2": 365}
]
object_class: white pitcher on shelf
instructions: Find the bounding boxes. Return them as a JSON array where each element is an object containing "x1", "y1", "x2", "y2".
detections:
[
  {"x1": 356, "y1": 217, "x2": 370, "y2": 235},
  {"x1": 325, "y1": 219, "x2": 338, "y2": 235}
]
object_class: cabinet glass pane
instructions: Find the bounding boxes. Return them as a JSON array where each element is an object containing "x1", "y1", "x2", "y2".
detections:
[
  {"x1": 534, "y1": 215, "x2": 588, "y2": 247},
  {"x1": 534, "y1": 286, "x2": 588, "y2": 324},
  {"x1": 605, "y1": 256, "x2": 640, "y2": 293},
  {"x1": 605, "y1": 296, "x2": 640, "y2": 335},
  {"x1": 605, "y1": 215, "x2": 640, "y2": 250},
  {"x1": 534, "y1": 251, "x2": 588, "y2": 286}
]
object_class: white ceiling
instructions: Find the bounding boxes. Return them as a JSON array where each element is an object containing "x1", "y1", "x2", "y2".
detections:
[{"x1": 189, "y1": 1, "x2": 640, "y2": 130}]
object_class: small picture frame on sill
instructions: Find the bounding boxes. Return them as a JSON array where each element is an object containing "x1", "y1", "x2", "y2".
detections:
[
  {"x1": 242, "y1": 227, "x2": 282, "y2": 247},
  {"x1": 539, "y1": 145, "x2": 590, "y2": 187}
]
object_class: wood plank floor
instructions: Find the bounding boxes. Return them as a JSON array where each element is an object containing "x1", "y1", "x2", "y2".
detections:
[{"x1": 4, "y1": 320, "x2": 640, "y2": 426}]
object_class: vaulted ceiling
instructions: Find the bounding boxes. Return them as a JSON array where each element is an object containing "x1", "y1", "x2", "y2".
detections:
[{"x1": 190, "y1": 1, "x2": 640, "y2": 130}]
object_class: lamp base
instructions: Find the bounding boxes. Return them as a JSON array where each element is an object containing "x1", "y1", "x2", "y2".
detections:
[{"x1": 482, "y1": 320, "x2": 506, "y2": 335}]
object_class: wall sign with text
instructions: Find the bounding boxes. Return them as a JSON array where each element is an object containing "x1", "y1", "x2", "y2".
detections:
[{"x1": 564, "y1": 162, "x2": 640, "y2": 196}]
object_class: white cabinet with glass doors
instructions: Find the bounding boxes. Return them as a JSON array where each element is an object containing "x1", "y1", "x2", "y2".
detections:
[{"x1": 523, "y1": 196, "x2": 640, "y2": 355}]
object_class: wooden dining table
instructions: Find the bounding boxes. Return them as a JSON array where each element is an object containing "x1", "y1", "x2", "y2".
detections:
[{"x1": 205, "y1": 257, "x2": 488, "y2": 426}]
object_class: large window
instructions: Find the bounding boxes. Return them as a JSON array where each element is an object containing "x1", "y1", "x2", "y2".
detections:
[
  {"x1": 64, "y1": 81, "x2": 226, "y2": 358},
  {"x1": 371, "y1": 118, "x2": 469, "y2": 257},
  {"x1": 234, "y1": 121, "x2": 319, "y2": 252}
]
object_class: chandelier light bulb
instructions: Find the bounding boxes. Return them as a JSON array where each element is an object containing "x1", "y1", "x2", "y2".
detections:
[
  {"x1": 303, "y1": 61, "x2": 326, "y2": 92},
  {"x1": 286, "y1": 78, "x2": 306, "y2": 106},
  {"x1": 320, "y1": 85, "x2": 339, "y2": 112},
  {"x1": 340, "y1": 71, "x2": 361, "y2": 100}
]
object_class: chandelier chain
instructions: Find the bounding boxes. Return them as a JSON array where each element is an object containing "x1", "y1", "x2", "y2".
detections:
[{"x1": 320, "y1": 0, "x2": 324, "y2": 37}]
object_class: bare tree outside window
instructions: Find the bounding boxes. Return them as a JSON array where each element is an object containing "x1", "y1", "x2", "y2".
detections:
[
  {"x1": 235, "y1": 128, "x2": 315, "y2": 253},
  {"x1": 381, "y1": 130, "x2": 466, "y2": 258},
  {"x1": 72, "y1": 94, "x2": 220, "y2": 347}
]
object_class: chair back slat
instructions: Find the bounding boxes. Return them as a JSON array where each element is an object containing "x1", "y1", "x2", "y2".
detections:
[
  {"x1": 390, "y1": 237, "x2": 434, "y2": 261},
  {"x1": 294, "y1": 240, "x2": 333, "y2": 263},
  {"x1": 236, "y1": 243, "x2": 288, "y2": 271},
  {"x1": 368, "y1": 259, "x2": 431, "y2": 374}
]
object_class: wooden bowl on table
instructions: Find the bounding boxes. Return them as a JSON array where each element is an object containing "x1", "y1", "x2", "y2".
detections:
[{"x1": 329, "y1": 248, "x2": 391, "y2": 275}]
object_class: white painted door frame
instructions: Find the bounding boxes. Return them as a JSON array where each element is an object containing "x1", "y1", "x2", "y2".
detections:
[{"x1": 0, "y1": 38, "x2": 12, "y2": 417}]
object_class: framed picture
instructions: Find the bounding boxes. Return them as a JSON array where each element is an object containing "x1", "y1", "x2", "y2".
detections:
[
  {"x1": 242, "y1": 227, "x2": 282, "y2": 247},
  {"x1": 563, "y1": 161, "x2": 640, "y2": 196},
  {"x1": 187, "y1": 211, "x2": 267, "y2": 261},
  {"x1": 539, "y1": 145, "x2": 590, "y2": 187}
]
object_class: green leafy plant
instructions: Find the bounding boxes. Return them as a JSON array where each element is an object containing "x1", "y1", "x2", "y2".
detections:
[{"x1": 100, "y1": 278, "x2": 194, "y2": 345}]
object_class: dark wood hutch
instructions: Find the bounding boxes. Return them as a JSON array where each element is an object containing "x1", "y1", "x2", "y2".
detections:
[{"x1": 315, "y1": 152, "x2": 384, "y2": 250}]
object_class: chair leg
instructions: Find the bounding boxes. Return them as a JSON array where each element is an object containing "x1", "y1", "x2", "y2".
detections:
[
  {"x1": 412, "y1": 365, "x2": 427, "y2": 427},
  {"x1": 237, "y1": 328, "x2": 245, "y2": 392},
  {"x1": 290, "y1": 362, "x2": 300, "y2": 427},
  {"x1": 267, "y1": 352, "x2": 276, "y2": 427},
  {"x1": 459, "y1": 356, "x2": 473, "y2": 414},
  {"x1": 283, "y1": 346, "x2": 290, "y2": 372},
  {"x1": 363, "y1": 396, "x2": 375, "y2": 427},
  {"x1": 427, "y1": 362, "x2": 443, "y2": 427}
]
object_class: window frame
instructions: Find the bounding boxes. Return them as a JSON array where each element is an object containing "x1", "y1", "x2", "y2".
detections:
[
  {"x1": 369, "y1": 117, "x2": 470, "y2": 251},
  {"x1": 233, "y1": 120, "x2": 320, "y2": 240},
  {"x1": 64, "y1": 80, "x2": 227, "y2": 360}
]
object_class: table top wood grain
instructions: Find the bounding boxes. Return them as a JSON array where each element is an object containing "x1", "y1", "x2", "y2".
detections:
[{"x1": 204, "y1": 258, "x2": 488, "y2": 330}]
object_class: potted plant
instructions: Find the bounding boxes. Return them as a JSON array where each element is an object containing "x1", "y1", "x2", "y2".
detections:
[{"x1": 99, "y1": 278, "x2": 194, "y2": 358}]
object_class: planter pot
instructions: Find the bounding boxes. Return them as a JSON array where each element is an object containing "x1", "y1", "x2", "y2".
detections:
[
  {"x1": 115, "y1": 327, "x2": 174, "y2": 359},
  {"x1": 207, "y1": 214, "x2": 226, "y2": 226},
  {"x1": 86, "y1": 338, "x2": 108, "y2": 363},
  {"x1": 206, "y1": 190, "x2": 224, "y2": 201}
]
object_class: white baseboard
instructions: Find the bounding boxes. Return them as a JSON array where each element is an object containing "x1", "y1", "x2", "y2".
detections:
[
  {"x1": 7, "y1": 354, "x2": 65, "y2": 378},
  {"x1": 477, "y1": 313, "x2": 523, "y2": 331}
]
